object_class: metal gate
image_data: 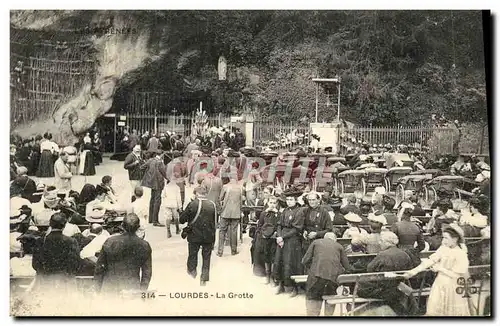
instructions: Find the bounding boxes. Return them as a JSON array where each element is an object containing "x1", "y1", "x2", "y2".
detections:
[{"x1": 253, "y1": 121, "x2": 310, "y2": 150}]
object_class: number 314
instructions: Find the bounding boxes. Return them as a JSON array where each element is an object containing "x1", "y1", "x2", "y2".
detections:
[{"x1": 141, "y1": 292, "x2": 156, "y2": 299}]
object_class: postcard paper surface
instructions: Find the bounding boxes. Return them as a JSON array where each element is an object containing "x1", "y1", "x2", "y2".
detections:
[{"x1": 9, "y1": 9, "x2": 491, "y2": 317}]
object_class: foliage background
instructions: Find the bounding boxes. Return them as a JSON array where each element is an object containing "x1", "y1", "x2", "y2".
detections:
[{"x1": 11, "y1": 10, "x2": 489, "y2": 134}]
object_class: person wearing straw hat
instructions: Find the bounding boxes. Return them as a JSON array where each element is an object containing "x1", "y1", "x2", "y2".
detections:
[
  {"x1": 458, "y1": 197, "x2": 488, "y2": 236},
  {"x1": 10, "y1": 213, "x2": 26, "y2": 253},
  {"x1": 11, "y1": 228, "x2": 41, "y2": 277},
  {"x1": 54, "y1": 147, "x2": 73, "y2": 193},
  {"x1": 10, "y1": 184, "x2": 31, "y2": 216},
  {"x1": 351, "y1": 212, "x2": 388, "y2": 254},
  {"x1": 342, "y1": 212, "x2": 368, "y2": 239},
  {"x1": 33, "y1": 187, "x2": 61, "y2": 226},
  {"x1": 403, "y1": 223, "x2": 471, "y2": 316},
  {"x1": 274, "y1": 187, "x2": 304, "y2": 296},
  {"x1": 357, "y1": 231, "x2": 417, "y2": 315},
  {"x1": 86, "y1": 208, "x2": 106, "y2": 224}
]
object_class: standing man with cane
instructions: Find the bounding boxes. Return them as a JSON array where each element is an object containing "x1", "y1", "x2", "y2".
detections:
[{"x1": 124, "y1": 145, "x2": 144, "y2": 198}]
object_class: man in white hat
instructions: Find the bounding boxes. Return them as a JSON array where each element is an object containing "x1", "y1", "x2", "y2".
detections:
[
  {"x1": 54, "y1": 148, "x2": 73, "y2": 193},
  {"x1": 33, "y1": 187, "x2": 60, "y2": 226},
  {"x1": 342, "y1": 212, "x2": 368, "y2": 239},
  {"x1": 352, "y1": 212, "x2": 388, "y2": 254}
]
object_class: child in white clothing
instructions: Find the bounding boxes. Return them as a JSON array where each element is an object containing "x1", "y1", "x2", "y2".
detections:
[{"x1": 161, "y1": 181, "x2": 183, "y2": 238}]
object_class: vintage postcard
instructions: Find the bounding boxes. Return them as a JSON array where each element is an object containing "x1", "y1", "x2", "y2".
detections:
[{"x1": 9, "y1": 9, "x2": 491, "y2": 316}]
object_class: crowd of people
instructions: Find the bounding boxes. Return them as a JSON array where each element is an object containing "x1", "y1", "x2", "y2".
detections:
[
  {"x1": 10, "y1": 131, "x2": 103, "y2": 181},
  {"x1": 9, "y1": 125, "x2": 491, "y2": 316}
]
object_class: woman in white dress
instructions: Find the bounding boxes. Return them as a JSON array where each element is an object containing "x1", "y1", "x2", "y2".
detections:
[
  {"x1": 403, "y1": 223, "x2": 471, "y2": 316},
  {"x1": 36, "y1": 133, "x2": 55, "y2": 178}
]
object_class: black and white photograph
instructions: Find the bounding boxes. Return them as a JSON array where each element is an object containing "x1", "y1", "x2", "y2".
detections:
[{"x1": 8, "y1": 8, "x2": 491, "y2": 317}]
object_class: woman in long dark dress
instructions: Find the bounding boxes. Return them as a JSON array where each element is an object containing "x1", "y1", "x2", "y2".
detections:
[
  {"x1": 252, "y1": 196, "x2": 280, "y2": 283},
  {"x1": 274, "y1": 189, "x2": 304, "y2": 296},
  {"x1": 17, "y1": 139, "x2": 33, "y2": 175},
  {"x1": 31, "y1": 135, "x2": 42, "y2": 176},
  {"x1": 78, "y1": 142, "x2": 96, "y2": 176},
  {"x1": 93, "y1": 132, "x2": 103, "y2": 165},
  {"x1": 36, "y1": 133, "x2": 55, "y2": 178}
]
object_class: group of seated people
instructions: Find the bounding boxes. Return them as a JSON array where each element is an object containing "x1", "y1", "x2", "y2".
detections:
[
  {"x1": 9, "y1": 175, "x2": 142, "y2": 281},
  {"x1": 247, "y1": 181, "x2": 490, "y2": 315}
]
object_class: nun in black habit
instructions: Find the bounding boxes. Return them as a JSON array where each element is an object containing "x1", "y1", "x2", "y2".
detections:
[{"x1": 274, "y1": 187, "x2": 304, "y2": 296}]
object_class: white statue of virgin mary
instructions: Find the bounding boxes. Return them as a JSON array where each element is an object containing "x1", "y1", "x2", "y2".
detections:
[{"x1": 218, "y1": 56, "x2": 227, "y2": 81}]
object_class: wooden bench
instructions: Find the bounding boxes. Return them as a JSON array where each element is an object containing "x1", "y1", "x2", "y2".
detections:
[
  {"x1": 241, "y1": 205, "x2": 264, "y2": 212},
  {"x1": 292, "y1": 251, "x2": 436, "y2": 284},
  {"x1": 322, "y1": 271, "x2": 401, "y2": 316},
  {"x1": 332, "y1": 225, "x2": 372, "y2": 234},
  {"x1": 337, "y1": 237, "x2": 485, "y2": 247}
]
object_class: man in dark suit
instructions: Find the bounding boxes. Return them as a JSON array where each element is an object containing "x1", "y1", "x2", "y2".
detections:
[
  {"x1": 124, "y1": 145, "x2": 144, "y2": 194},
  {"x1": 141, "y1": 149, "x2": 168, "y2": 226},
  {"x1": 95, "y1": 213, "x2": 152, "y2": 296},
  {"x1": 179, "y1": 187, "x2": 217, "y2": 286},
  {"x1": 357, "y1": 231, "x2": 417, "y2": 315},
  {"x1": 302, "y1": 232, "x2": 350, "y2": 316},
  {"x1": 32, "y1": 212, "x2": 80, "y2": 295},
  {"x1": 408, "y1": 195, "x2": 426, "y2": 217}
]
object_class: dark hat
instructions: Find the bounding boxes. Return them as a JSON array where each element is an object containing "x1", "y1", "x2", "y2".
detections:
[
  {"x1": 95, "y1": 184, "x2": 109, "y2": 195},
  {"x1": 282, "y1": 187, "x2": 304, "y2": 199},
  {"x1": 105, "y1": 214, "x2": 125, "y2": 224},
  {"x1": 228, "y1": 150, "x2": 240, "y2": 158},
  {"x1": 324, "y1": 195, "x2": 342, "y2": 207},
  {"x1": 296, "y1": 150, "x2": 307, "y2": 158}
]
